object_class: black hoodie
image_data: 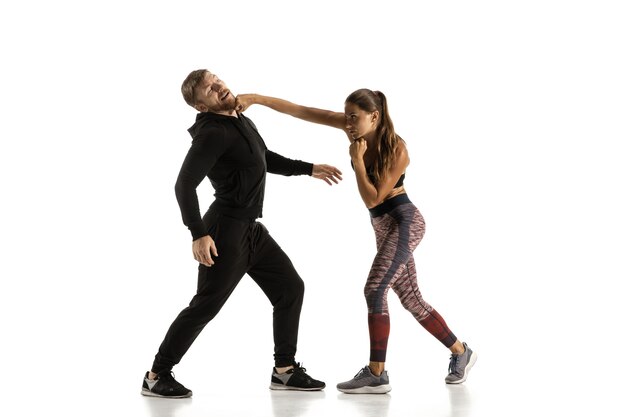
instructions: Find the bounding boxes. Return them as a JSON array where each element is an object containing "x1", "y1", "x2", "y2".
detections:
[{"x1": 174, "y1": 111, "x2": 313, "y2": 240}]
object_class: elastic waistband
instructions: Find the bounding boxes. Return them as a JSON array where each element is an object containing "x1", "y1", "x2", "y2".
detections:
[
  {"x1": 368, "y1": 194, "x2": 412, "y2": 218},
  {"x1": 208, "y1": 202, "x2": 260, "y2": 223}
]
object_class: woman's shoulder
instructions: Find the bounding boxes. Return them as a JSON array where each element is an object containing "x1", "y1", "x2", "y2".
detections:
[
  {"x1": 393, "y1": 137, "x2": 410, "y2": 167},
  {"x1": 395, "y1": 136, "x2": 409, "y2": 155}
]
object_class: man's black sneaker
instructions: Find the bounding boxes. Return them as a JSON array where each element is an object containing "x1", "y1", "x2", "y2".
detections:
[
  {"x1": 270, "y1": 363, "x2": 325, "y2": 391},
  {"x1": 141, "y1": 371, "x2": 193, "y2": 398}
]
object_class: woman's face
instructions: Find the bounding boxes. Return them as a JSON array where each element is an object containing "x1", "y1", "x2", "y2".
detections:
[{"x1": 344, "y1": 102, "x2": 379, "y2": 141}]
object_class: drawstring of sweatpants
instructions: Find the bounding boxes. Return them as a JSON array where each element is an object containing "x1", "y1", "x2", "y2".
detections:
[{"x1": 247, "y1": 222, "x2": 258, "y2": 265}]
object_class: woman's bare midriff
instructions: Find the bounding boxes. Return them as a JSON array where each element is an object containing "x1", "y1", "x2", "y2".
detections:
[{"x1": 367, "y1": 186, "x2": 406, "y2": 209}]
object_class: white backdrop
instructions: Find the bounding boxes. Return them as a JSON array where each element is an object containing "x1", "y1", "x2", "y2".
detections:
[{"x1": 1, "y1": 1, "x2": 625, "y2": 416}]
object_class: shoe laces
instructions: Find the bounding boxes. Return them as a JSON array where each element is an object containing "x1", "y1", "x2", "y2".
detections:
[
  {"x1": 157, "y1": 370, "x2": 185, "y2": 388},
  {"x1": 353, "y1": 366, "x2": 370, "y2": 379},
  {"x1": 448, "y1": 355, "x2": 460, "y2": 375},
  {"x1": 292, "y1": 362, "x2": 315, "y2": 383},
  {"x1": 292, "y1": 362, "x2": 307, "y2": 373},
  {"x1": 157, "y1": 370, "x2": 175, "y2": 380}
]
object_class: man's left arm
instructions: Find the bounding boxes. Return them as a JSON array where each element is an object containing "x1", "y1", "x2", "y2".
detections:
[{"x1": 265, "y1": 150, "x2": 343, "y2": 186}]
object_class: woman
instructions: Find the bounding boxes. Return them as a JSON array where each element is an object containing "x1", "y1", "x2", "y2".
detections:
[{"x1": 236, "y1": 89, "x2": 476, "y2": 394}]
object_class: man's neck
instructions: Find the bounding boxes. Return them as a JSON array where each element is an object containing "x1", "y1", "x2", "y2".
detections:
[{"x1": 210, "y1": 109, "x2": 237, "y2": 117}]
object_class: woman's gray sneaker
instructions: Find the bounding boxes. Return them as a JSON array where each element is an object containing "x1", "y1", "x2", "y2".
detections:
[
  {"x1": 337, "y1": 366, "x2": 392, "y2": 394},
  {"x1": 445, "y1": 342, "x2": 477, "y2": 384}
]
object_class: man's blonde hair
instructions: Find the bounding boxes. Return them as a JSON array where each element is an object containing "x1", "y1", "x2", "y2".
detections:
[{"x1": 181, "y1": 69, "x2": 209, "y2": 107}]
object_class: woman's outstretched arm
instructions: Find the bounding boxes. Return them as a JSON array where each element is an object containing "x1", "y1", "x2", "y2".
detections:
[{"x1": 236, "y1": 94, "x2": 346, "y2": 131}]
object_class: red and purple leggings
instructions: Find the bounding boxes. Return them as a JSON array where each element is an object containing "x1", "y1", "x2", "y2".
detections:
[{"x1": 366, "y1": 194, "x2": 457, "y2": 362}]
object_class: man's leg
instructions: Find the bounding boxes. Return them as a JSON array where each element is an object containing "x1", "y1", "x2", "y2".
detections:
[
  {"x1": 143, "y1": 215, "x2": 250, "y2": 397},
  {"x1": 246, "y1": 222, "x2": 325, "y2": 391},
  {"x1": 151, "y1": 262, "x2": 247, "y2": 373}
]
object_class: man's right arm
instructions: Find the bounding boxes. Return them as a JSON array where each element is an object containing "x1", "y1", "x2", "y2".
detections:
[
  {"x1": 174, "y1": 129, "x2": 224, "y2": 240},
  {"x1": 175, "y1": 131, "x2": 225, "y2": 267}
]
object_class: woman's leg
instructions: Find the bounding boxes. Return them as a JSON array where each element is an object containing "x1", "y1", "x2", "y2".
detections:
[
  {"x1": 365, "y1": 206, "x2": 417, "y2": 371},
  {"x1": 392, "y1": 255, "x2": 457, "y2": 348}
]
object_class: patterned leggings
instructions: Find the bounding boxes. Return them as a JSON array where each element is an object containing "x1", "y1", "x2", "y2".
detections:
[{"x1": 366, "y1": 194, "x2": 457, "y2": 362}]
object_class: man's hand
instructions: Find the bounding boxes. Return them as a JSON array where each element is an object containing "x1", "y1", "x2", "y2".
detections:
[
  {"x1": 192, "y1": 235, "x2": 218, "y2": 267},
  {"x1": 312, "y1": 164, "x2": 343, "y2": 185}
]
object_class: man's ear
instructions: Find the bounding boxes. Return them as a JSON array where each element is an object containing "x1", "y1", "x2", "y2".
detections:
[{"x1": 195, "y1": 103, "x2": 208, "y2": 112}]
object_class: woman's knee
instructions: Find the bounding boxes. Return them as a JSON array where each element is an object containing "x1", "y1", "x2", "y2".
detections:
[{"x1": 364, "y1": 286, "x2": 387, "y2": 313}]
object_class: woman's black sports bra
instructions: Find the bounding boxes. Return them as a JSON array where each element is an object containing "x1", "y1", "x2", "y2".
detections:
[{"x1": 351, "y1": 160, "x2": 405, "y2": 188}]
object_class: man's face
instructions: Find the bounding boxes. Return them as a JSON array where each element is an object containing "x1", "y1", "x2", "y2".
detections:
[{"x1": 194, "y1": 72, "x2": 236, "y2": 114}]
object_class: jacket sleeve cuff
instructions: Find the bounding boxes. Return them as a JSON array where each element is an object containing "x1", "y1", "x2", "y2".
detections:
[
  {"x1": 297, "y1": 161, "x2": 314, "y2": 176},
  {"x1": 188, "y1": 221, "x2": 209, "y2": 241}
]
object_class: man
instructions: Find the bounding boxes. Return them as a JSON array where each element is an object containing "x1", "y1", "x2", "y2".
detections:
[{"x1": 141, "y1": 70, "x2": 342, "y2": 398}]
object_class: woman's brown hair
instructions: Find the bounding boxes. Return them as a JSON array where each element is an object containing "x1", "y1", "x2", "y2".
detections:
[{"x1": 345, "y1": 89, "x2": 402, "y2": 184}]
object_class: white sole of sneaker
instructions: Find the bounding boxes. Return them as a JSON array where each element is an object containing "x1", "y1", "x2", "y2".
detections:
[
  {"x1": 337, "y1": 384, "x2": 392, "y2": 394},
  {"x1": 446, "y1": 351, "x2": 478, "y2": 384},
  {"x1": 269, "y1": 383, "x2": 325, "y2": 391},
  {"x1": 141, "y1": 388, "x2": 193, "y2": 398}
]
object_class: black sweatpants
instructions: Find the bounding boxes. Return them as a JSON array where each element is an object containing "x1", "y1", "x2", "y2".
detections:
[{"x1": 151, "y1": 211, "x2": 305, "y2": 372}]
